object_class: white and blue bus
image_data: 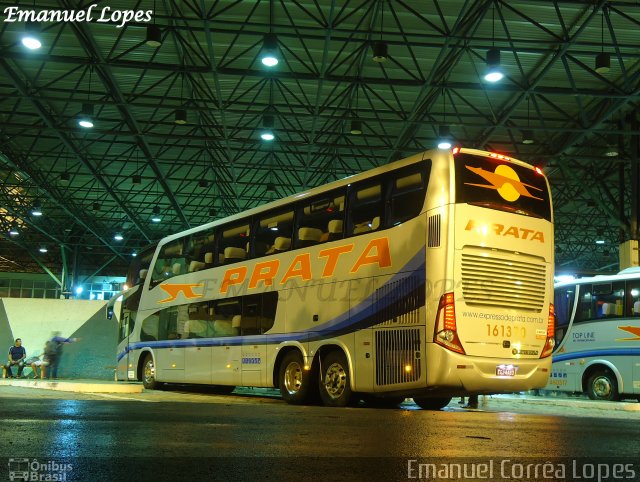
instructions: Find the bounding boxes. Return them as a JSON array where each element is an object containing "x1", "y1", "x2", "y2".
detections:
[
  {"x1": 547, "y1": 268, "x2": 640, "y2": 401},
  {"x1": 107, "y1": 147, "x2": 555, "y2": 408}
]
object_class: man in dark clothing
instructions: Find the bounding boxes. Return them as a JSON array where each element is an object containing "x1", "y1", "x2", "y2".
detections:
[
  {"x1": 44, "y1": 332, "x2": 79, "y2": 379},
  {"x1": 4, "y1": 338, "x2": 26, "y2": 378}
]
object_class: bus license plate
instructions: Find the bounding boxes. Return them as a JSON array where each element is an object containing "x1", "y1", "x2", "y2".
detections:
[{"x1": 496, "y1": 365, "x2": 517, "y2": 376}]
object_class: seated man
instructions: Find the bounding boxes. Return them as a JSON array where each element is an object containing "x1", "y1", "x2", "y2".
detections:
[
  {"x1": 4, "y1": 338, "x2": 26, "y2": 378},
  {"x1": 25, "y1": 354, "x2": 48, "y2": 379}
]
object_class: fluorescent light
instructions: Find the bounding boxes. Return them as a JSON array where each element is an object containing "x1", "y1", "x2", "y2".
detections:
[
  {"x1": 595, "y1": 240, "x2": 605, "y2": 244},
  {"x1": 114, "y1": 233, "x2": 124, "y2": 241},
  {"x1": 261, "y1": 131, "x2": 275, "y2": 141},
  {"x1": 437, "y1": 140, "x2": 452, "y2": 150},
  {"x1": 22, "y1": 36, "x2": 41, "y2": 50}
]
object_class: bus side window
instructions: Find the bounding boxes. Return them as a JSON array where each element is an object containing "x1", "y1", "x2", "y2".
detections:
[
  {"x1": 348, "y1": 181, "x2": 384, "y2": 236},
  {"x1": 261, "y1": 291, "x2": 278, "y2": 333},
  {"x1": 389, "y1": 161, "x2": 430, "y2": 225},
  {"x1": 553, "y1": 285, "x2": 575, "y2": 346},
  {"x1": 254, "y1": 210, "x2": 294, "y2": 258},
  {"x1": 627, "y1": 281, "x2": 640, "y2": 317},
  {"x1": 295, "y1": 190, "x2": 345, "y2": 248},
  {"x1": 219, "y1": 223, "x2": 250, "y2": 265},
  {"x1": 150, "y1": 238, "x2": 187, "y2": 287},
  {"x1": 575, "y1": 284, "x2": 593, "y2": 323},
  {"x1": 593, "y1": 282, "x2": 624, "y2": 318},
  {"x1": 186, "y1": 229, "x2": 215, "y2": 271}
]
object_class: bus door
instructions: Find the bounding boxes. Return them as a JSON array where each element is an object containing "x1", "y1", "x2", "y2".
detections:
[{"x1": 107, "y1": 286, "x2": 140, "y2": 381}]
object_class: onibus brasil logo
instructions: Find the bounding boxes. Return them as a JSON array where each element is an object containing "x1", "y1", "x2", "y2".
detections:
[{"x1": 8, "y1": 458, "x2": 72, "y2": 481}]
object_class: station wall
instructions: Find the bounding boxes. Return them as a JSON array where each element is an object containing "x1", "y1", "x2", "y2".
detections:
[{"x1": 0, "y1": 298, "x2": 117, "y2": 380}]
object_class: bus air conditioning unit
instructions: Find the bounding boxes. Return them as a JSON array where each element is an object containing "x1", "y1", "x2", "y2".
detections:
[{"x1": 619, "y1": 240, "x2": 639, "y2": 270}]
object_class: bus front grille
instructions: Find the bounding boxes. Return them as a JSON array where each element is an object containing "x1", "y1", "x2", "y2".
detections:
[
  {"x1": 375, "y1": 328, "x2": 421, "y2": 386},
  {"x1": 461, "y1": 251, "x2": 546, "y2": 312}
]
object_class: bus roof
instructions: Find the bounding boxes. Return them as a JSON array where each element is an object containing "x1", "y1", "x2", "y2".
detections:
[
  {"x1": 555, "y1": 269, "x2": 640, "y2": 288},
  {"x1": 158, "y1": 147, "x2": 540, "y2": 245}
]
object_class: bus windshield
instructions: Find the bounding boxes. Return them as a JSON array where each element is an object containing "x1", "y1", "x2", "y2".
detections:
[{"x1": 454, "y1": 153, "x2": 551, "y2": 221}]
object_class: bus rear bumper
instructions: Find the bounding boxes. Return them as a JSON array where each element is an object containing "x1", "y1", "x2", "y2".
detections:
[{"x1": 426, "y1": 344, "x2": 552, "y2": 393}]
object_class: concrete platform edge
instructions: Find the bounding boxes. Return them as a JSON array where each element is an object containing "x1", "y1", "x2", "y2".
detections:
[{"x1": 0, "y1": 378, "x2": 143, "y2": 393}]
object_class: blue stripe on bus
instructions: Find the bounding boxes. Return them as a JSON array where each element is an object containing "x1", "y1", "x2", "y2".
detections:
[
  {"x1": 553, "y1": 348, "x2": 640, "y2": 362},
  {"x1": 118, "y1": 249, "x2": 426, "y2": 361}
]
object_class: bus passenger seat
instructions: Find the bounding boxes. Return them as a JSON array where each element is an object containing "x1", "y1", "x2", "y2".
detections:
[
  {"x1": 138, "y1": 269, "x2": 148, "y2": 283},
  {"x1": 601, "y1": 303, "x2": 613, "y2": 316},
  {"x1": 633, "y1": 301, "x2": 640, "y2": 315},
  {"x1": 172, "y1": 263, "x2": 183, "y2": 276},
  {"x1": 231, "y1": 315, "x2": 241, "y2": 336},
  {"x1": 224, "y1": 247, "x2": 246, "y2": 264},
  {"x1": 204, "y1": 252, "x2": 214, "y2": 267},
  {"x1": 298, "y1": 227, "x2": 323, "y2": 247},
  {"x1": 189, "y1": 260, "x2": 205, "y2": 272},
  {"x1": 213, "y1": 319, "x2": 234, "y2": 336},
  {"x1": 327, "y1": 220, "x2": 343, "y2": 241}
]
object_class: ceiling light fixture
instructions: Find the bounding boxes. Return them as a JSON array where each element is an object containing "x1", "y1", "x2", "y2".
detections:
[
  {"x1": 78, "y1": 103, "x2": 94, "y2": 129},
  {"x1": 21, "y1": 22, "x2": 41, "y2": 50},
  {"x1": 174, "y1": 108, "x2": 187, "y2": 125},
  {"x1": 595, "y1": 7, "x2": 610, "y2": 74},
  {"x1": 372, "y1": 2, "x2": 388, "y2": 62},
  {"x1": 484, "y1": 6, "x2": 503, "y2": 83},
  {"x1": 92, "y1": 202, "x2": 100, "y2": 211},
  {"x1": 146, "y1": 25, "x2": 162, "y2": 48},
  {"x1": 60, "y1": 171, "x2": 70, "y2": 182},
  {"x1": 261, "y1": 33, "x2": 279, "y2": 67},
  {"x1": 349, "y1": 119, "x2": 362, "y2": 135},
  {"x1": 39, "y1": 246, "x2": 48, "y2": 253},
  {"x1": 146, "y1": 1, "x2": 162, "y2": 48},
  {"x1": 209, "y1": 208, "x2": 217, "y2": 217},
  {"x1": 261, "y1": 113, "x2": 275, "y2": 141},
  {"x1": 151, "y1": 205, "x2": 161, "y2": 223},
  {"x1": 132, "y1": 174, "x2": 141, "y2": 184},
  {"x1": 484, "y1": 48, "x2": 503, "y2": 82},
  {"x1": 114, "y1": 233, "x2": 124, "y2": 241},
  {"x1": 437, "y1": 125, "x2": 452, "y2": 150},
  {"x1": 8, "y1": 226, "x2": 19, "y2": 236},
  {"x1": 31, "y1": 200, "x2": 43, "y2": 216}
]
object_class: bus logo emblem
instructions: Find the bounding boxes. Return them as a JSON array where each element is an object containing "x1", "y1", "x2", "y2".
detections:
[
  {"x1": 464, "y1": 164, "x2": 543, "y2": 202},
  {"x1": 158, "y1": 283, "x2": 204, "y2": 303},
  {"x1": 617, "y1": 325, "x2": 640, "y2": 341}
]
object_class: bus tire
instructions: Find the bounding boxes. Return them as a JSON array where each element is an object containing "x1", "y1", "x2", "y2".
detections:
[
  {"x1": 142, "y1": 354, "x2": 159, "y2": 390},
  {"x1": 278, "y1": 351, "x2": 316, "y2": 405},
  {"x1": 318, "y1": 350, "x2": 353, "y2": 407},
  {"x1": 413, "y1": 396, "x2": 452, "y2": 410},
  {"x1": 587, "y1": 369, "x2": 619, "y2": 401},
  {"x1": 361, "y1": 394, "x2": 405, "y2": 408}
]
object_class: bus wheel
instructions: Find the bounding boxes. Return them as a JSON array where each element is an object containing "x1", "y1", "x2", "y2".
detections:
[
  {"x1": 413, "y1": 397, "x2": 452, "y2": 410},
  {"x1": 279, "y1": 351, "x2": 315, "y2": 405},
  {"x1": 361, "y1": 394, "x2": 405, "y2": 408},
  {"x1": 587, "y1": 370, "x2": 619, "y2": 401},
  {"x1": 142, "y1": 354, "x2": 158, "y2": 390},
  {"x1": 318, "y1": 351, "x2": 353, "y2": 407}
]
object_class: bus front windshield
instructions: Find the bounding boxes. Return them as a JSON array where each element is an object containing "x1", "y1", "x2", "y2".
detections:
[{"x1": 454, "y1": 153, "x2": 552, "y2": 221}]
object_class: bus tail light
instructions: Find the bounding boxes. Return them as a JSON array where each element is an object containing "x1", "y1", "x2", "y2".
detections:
[
  {"x1": 540, "y1": 303, "x2": 555, "y2": 358},
  {"x1": 434, "y1": 292, "x2": 465, "y2": 354}
]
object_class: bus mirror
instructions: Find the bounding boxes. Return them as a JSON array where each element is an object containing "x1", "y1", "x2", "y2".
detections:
[{"x1": 106, "y1": 306, "x2": 114, "y2": 320}]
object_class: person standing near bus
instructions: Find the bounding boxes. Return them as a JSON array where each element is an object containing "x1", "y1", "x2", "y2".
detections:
[
  {"x1": 44, "y1": 332, "x2": 79, "y2": 379},
  {"x1": 4, "y1": 338, "x2": 26, "y2": 378}
]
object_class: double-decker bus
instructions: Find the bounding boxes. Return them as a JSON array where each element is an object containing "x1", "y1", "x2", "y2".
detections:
[
  {"x1": 107, "y1": 147, "x2": 554, "y2": 408},
  {"x1": 547, "y1": 268, "x2": 640, "y2": 401}
]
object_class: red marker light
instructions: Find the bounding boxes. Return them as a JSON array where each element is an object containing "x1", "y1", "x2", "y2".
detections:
[
  {"x1": 534, "y1": 166, "x2": 544, "y2": 175},
  {"x1": 452, "y1": 147, "x2": 460, "y2": 155}
]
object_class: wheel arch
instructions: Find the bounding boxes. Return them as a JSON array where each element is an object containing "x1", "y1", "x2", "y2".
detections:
[
  {"x1": 271, "y1": 342, "x2": 310, "y2": 388},
  {"x1": 313, "y1": 341, "x2": 354, "y2": 388},
  {"x1": 581, "y1": 360, "x2": 624, "y2": 394},
  {"x1": 136, "y1": 349, "x2": 155, "y2": 382}
]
